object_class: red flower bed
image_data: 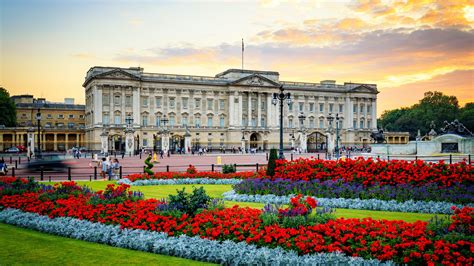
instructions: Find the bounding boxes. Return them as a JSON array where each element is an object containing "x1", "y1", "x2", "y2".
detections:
[
  {"x1": 272, "y1": 158, "x2": 473, "y2": 187},
  {"x1": 1, "y1": 181, "x2": 473, "y2": 265},
  {"x1": 126, "y1": 171, "x2": 257, "y2": 182}
]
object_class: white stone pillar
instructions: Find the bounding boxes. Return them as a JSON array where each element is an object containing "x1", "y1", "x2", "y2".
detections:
[
  {"x1": 326, "y1": 132, "x2": 335, "y2": 154},
  {"x1": 162, "y1": 133, "x2": 170, "y2": 154},
  {"x1": 229, "y1": 94, "x2": 235, "y2": 127},
  {"x1": 133, "y1": 87, "x2": 140, "y2": 126},
  {"x1": 241, "y1": 139, "x2": 246, "y2": 153},
  {"x1": 100, "y1": 132, "x2": 108, "y2": 154},
  {"x1": 248, "y1": 92, "x2": 252, "y2": 127},
  {"x1": 238, "y1": 93, "x2": 243, "y2": 127},
  {"x1": 184, "y1": 135, "x2": 191, "y2": 154},
  {"x1": 257, "y1": 93, "x2": 262, "y2": 127},
  {"x1": 125, "y1": 129, "x2": 135, "y2": 155},
  {"x1": 344, "y1": 97, "x2": 351, "y2": 129},
  {"x1": 93, "y1": 86, "x2": 102, "y2": 124},
  {"x1": 27, "y1": 130, "x2": 35, "y2": 157},
  {"x1": 356, "y1": 99, "x2": 360, "y2": 129},
  {"x1": 267, "y1": 93, "x2": 273, "y2": 127},
  {"x1": 372, "y1": 98, "x2": 377, "y2": 129}
]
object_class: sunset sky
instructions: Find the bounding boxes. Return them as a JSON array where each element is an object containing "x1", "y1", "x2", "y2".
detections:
[{"x1": 1, "y1": 0, "x2": 473, "y2": 117}]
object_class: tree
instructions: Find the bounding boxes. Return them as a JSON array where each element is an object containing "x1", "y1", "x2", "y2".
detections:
[
  {"x1": 266, "y1": 148, "x2": 278, "y2": 177},
  {"x1": 0, "y1": 87, "x2": 16, "y2": 127},
  {"x1": 458, "y1": 103, "x2": 474, "y2": 132}
]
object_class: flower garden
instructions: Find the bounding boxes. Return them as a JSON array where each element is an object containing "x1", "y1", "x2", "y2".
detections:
[{"x1": 1, "y1": 157, "x2": 473, "y2": 265}]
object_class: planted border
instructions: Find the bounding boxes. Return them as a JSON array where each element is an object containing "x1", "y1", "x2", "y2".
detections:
[
  {"x1": 0, "y1": 208, "x2": 392, "y2": 266},
  {"x1": 119, "y1": 178, "x2": 242, "y2": 186}
]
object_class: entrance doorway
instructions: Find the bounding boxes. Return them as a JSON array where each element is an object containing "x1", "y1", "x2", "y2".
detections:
[
  {"x1": 249, "y1": 132, "x2": 262, "y2": 151},
  {"x1": 170, "y1": 135, "x2": 185, "y2": 153},
  {"x1": 307, "y1": 131, "x2": 327, "y2": 152}
]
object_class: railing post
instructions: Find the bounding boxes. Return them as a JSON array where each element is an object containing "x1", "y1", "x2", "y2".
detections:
[
  {"x1": 140, "y1": 153, "x2": 142, "y2": 159},
  {"x1": 119, "y1": 166, "x2": 122, "y2": 179},
  {"x1": 89, "y1": 175, "x2": 92, "y2": 181},
  {"x1": 387, "y1": 155, "x2": 390, "y2": 161},
  {"x1": 94, "y1": 166, "x2": 97, "y2": 180},
  {"x1": 266, "y1": 153, "x2": 268, "y2": 161},
  {"x1": 449, "y1": 154, "x2": 452, "y2": 165},
  {"x1": 49, "y1": 176, "x2": 51, "y2": 182},
  {"x1": 12, "y1": 167, "x2": 15, "y2": 177},
  {"x1": 68, "y1": 167, "x2": 71, "y2": 181},
  {"x1": 211, "y1": 164, "x2": 214, "y2": 172},
  {"x1": 317, "y1": 154, "x2": 320, "y2": 160},
  {"x1": 256, "y1": 163, "x2": 259, "y2": 172},
  {"x1": 415, "y1": 155, "x2": 418, "y2": 161},
  {"x1": 15, "y1": 160, "x2": 18, "y2": 169},
  {"x1": 166, "y1": 165, "x2": 169, "y2": 172},
  {"x1": 469, "y1": 154, "x2": 471, "y2": 165},
  {"x1": 40, "y1": 166, "x2": 44, "y2": 181},
  {"x1": 290, "y1": 153, "x2": 293, "y2": 161},
  {"x1": 19, "y1": 157, "x2": 21, "y2": 164},
  {"x1": 234, "y1": 163, "x2": 237, "y2": 172}
]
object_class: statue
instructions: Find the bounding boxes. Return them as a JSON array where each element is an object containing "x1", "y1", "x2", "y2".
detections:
[
  {"x1": 428, "y1": 121, "x2": 437, "y2": 137},
  {"x1": 440, "y1": 119, "x2": 473, "y2": 136},
  {"x1": 370, "y1": 129, "x2": 387, "y2": 144}
]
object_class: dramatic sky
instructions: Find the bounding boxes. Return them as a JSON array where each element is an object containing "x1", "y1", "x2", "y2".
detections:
[{"x1": 1, "y1": 0, "x2": 473, "y2": 116}]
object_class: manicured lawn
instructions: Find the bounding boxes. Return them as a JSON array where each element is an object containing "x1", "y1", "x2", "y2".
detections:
[
  {"x1": 0, "y1": 223, "x2": 214, "y2": 265},
  {"x1": 50, "y1": 181, "x2": 438, "y2": 222}
]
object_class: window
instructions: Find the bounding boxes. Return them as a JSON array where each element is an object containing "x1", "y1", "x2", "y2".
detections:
[
  {"x1": 114, "y1": 114, "x2": 121, "y2": 125},
  {"x1": 58, "y1": 114, "x2": 64, "y2": 119},
  {"x1": 339, "y1": 104, "x2": 344, "y2": 113},
  {"x1": 56, "y1": 122, "x2": 64, "y2": 128},
  {"x1": 182, "y1": 116, "x2": 188, "y2": 126},
  {"x1": 143, "y1": 139, "x2": 148, "y2": 147},
  {"x1": 251, "y1": 118, "x2": 256, "y2": 127},
  {"x1": 289, "y1": 103, "x2": 293, "y2": 112},
  {"x1": 195, "y1": 98, "x2": 201, "y2": 108},
  {"x1": 360, "y1": 120, "x2": 364, "y2": 129},
  {"x1": 79, "y1": 115, "x2": 84, "y2": 119},
  {"x1": 45, "y1": 122, "x2": 52, "y2": 128},
  {"x1": 319, "y1": 103, "x2": 324, "y2": 112},
  {"x1": 309, "y1": 103, "x2": 314, "y2": 112},
  {"x1": 220, "y1": 117, "x2": 225, "y2": 128},
  {"x1": 207, "y1": 117, "x2": 213, "y2": 127},
  {"x1": 353, "y1": 120, "x2": 357, "y2": 129},
  {"x1": 155, "y1": 97, "x2": 161, "y2": 108},
  {"x1": 368, "y1": 120, "x2": 372, "y2": 128},
  {"x1": 195, "y1": 116, "x2": 201, "y2": 128},
  {"x1": 68, "y1": 122, "x2": 75, "y2": 128},
  {"x1": 182, "y1": 98, "x2": 188, "y2": 109},
  {"x1": 360, "y1": 104, "x2": 364, "y2": 113},
  {"x1": 103, "y1": 114, "x2": 109, "y2": 125},
  {"x1": 156, "y1": 116, "x2": 161, "y2": 126},
  {"x1": 169, "y1": 98, "x2": 175, "y2": 109},
  {"x1": 207, "y1": 99, "x2": 213, "y2": 110},
  {"x1": 353, "y1": 104, "x2": 357, "y2": 113},
  {"x1": 114, "y1": 95, "x2": 121, "y2": 105},
  {"x1": 367, "y1": 105, "x2": 372, "y2": 113},
  {"x1": 261, "y1": 101, "x2": 266, "y2": 110},
  {"x1": 329, "y1": 103, "x2": 333, "y2": 113},
  {"x1": 299, "y1": 103, "x2": 304, "y2": 112},
  {"x1": 261, "y1": 118, "x2": 265, "y2": 127},
  {"x1": 141, "y1": 97, "x2": 148, "y2": 107},
  {"x1": 47, "y1": 114, "x2": 52, "y2": 119},
  {"x1": 289, "y1": 118, "x2": 293, "y2": 128},
  {"x1": 68, "y1": 114, "x2": 74, "y2": 119},
  {"x1": 219, "y1": 99, "x2": 225, "y2": 110},
  {"x1": 319, "y1": 120, "x2": 324, "y2": 128},
  {"x1": 125, "y1": 96, "x2": 132, "y2": 107},
  {"x1": 242, "y1": 118, "x2": 247, "y2": 126},
  {"x1": 141, "y1": 115, "x2": 148, "y2": 126},
  {"x1": 309, "y1": 118, "x2": 315, "y2": 128},
  {"x1": 103, "y1": 94, "x2": 109, "y2": 105},
  {"x1": 169, "y1": 116, "x2": 175, "y2": 126}
]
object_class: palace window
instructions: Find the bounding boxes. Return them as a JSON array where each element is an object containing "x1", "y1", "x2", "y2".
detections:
[
  {"x1": 182, "y1": 116, "x2": 188, "y2": 126},
  {"x1": 360, "y1": 120, "x2": 365, "y2": 129},
  {"x1": 319, "y1": 119, "x2": 324, "y2": 128},
  {"x1": 141, "y1": 97, "x2": 148, "y2": 107},
  {"x1": 339, "y1": 104, "x2": 344, "y2": 113},
  {"x1": 309, "y1": 103, "x2": 314, "y2": 112},
  {"x1": 47, "y1": 114, "x2": 52, "y2": 119},
  {"x1": 141, "y1": 115, "x2": 148, "y2": 126},
  {"x1": 207, "y1": 116, "x2": 213, "y2": 127},
  {"x1": 207, "y1": 99, "x2": 213, "y2": 110},
  {"x1": 79, "y1": 115, "x2": 84, "y2": 119},
  {"x1": 220, "y1": 117, "x2": 225, "y2": 128},
  {"x1": 353, "y1": 120, "x2": 357, "y2": 129},
  {"x1": 353, "y1": 104, "x2": 357, "y2": 113},
  {"x1": 195, "y1": 98, "x2": 201, "y2": 109},
  {"x1": 367, "y1": 105, "x2": 372, "y2": 113},
  {"x1": 360, "y1": 104, "x2": 364, "y2": 113},
  {"x1": 261, "y1": 117, "x2": 265, "y2": 127},
  {"x1": 114, "y1": 113, "x2": 121, "y2": 125},
  {"x1": 69, "y1": 114, "x2": 74, "y2": 118},
  {"x1": 195, "y1": 116, "x2": 201, "y2": 128},
  {"x1": 58, "y1": 114, "x2": 64, "y2": 119},
  {"x1": 288, "y1": 103, "x2": 293, "y2": 112},
  {"x1": 143, "y1": 139, "x2": 148, "y2": 147},
  {"x1": 125, "y1": 95, "x2": 132, "y2": 107},
  {"x1": 242, "y1": 118, "x2": 247, "y2": 126},
  {"x1": 103, "y1": 113, "x2": 109, "y2": 125},
  {"x1": 182, "y1": 98, "x2": 188, "y2": 109},
  {"x1": 319, "y1": 103, "x2": 324, "y2": 112},
  {"x1": 56, "y1": 122, "x2": 64, "y2": 128},
  {"x1": 68, "y1": 123, "x2": 75, "y2": 129},
  {"x1": 155, "y1": 97, "x2": 161, "y2": 108},
  {"x1": 156, "y1": 116, "x2": 161, "y2": 126},
  {"x1": 251, "y1": 118, "x2": 256, "y2": 127},
  {"x1": 169, "y1": 98, "x2": 175, "y2": 109},
  {"x1": 309, "y1": 118, "x2": 315, "y2": 128},
  {"x1": 299, "y1": 102, "x2": 304, "y2": 112},
  {"x1": 329, "y1": 103, "x2": 334, "y2": 113},
  {"x1": 114, "y1": 95, "x2": 121, "y2": 105},
  {"x1": 288, "y1": 118, "x2": 293, "y2": 128},
  {"x1": 261, "y1": 100, "x2": 266, "y2": 111},
  {"x1": 103, "y1": 94, "x2": 109, "y2": 105},
  {"x1": 169, "y1": 115, "x2": 175, "y2": 126},
  {"x1": 368, "y1": 120, "x2": 372, "y2": 128},
  {"x1": 219, "y1": 99, "x2": 225, "y2": 110}
]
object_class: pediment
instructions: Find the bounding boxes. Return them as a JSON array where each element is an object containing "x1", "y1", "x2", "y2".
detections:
[
  {"x1": 230, "y1": 74, "x2": 279, "y2": 87},
  {"x1": 97, "y1": 69, "x2": 140, "y2": 80},
  {"x1": 350, "y1": 85, "x2": 378, "y2": 94}
]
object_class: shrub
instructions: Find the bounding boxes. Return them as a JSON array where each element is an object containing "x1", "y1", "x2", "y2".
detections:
[
  {"x1": 266, "y1": 148, "x2": 278, "y2": 177},
  {"x1": 167, "y1": 187, "x2": 211, "y2": 215},
  {"x1": 87, "y1": 184, "x2": 143, "y2": 205},
  {"x1": 222, "y1": 164, "x2": 236, "y2": 174},
  {"x1": 144, "y1": 155, "x2": 154, "y2": 175},
  {"x1": 186, "y1": 165, "x2": 197, "y2": 174}
]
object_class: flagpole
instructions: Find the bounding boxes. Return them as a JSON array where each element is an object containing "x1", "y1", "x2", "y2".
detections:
[{"x1": 241, "y1": 38, "x2": 244, "y2": 70}]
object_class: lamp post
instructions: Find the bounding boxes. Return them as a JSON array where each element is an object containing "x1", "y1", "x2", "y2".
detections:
[
  {"x1": 298, "y1": 113, "x2": 306, "y2": 153},
  {"x1": 36, "y1": 108, "x2": 42, "y2": 158},
  {"x1": 160, "y1": 115, "x2": 170, "y2": 154},
  {"x1": 326, "y1": 113, "x2": 335, "y2": 158},
  {"x1": 124, "y1": 116, "x2": 135, "y2": 155},
  {"x1": 335, "y1": 113, "x2": 340, "y2": 159},
  {"x1": 272, "y1": 85, "x2": 291, "y2": 159}
]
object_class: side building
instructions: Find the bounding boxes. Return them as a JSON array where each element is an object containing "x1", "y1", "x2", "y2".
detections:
[
  {"x1": 83, "y1": 67, "x2": 379, "y2": 153},
  {"x1": 0, "y1": 95, "x2": 85, "y2": 152}
]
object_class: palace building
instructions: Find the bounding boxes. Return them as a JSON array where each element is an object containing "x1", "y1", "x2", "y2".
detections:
[{"x1": 83, "y1": 67, "x2": 378, "y2": 153}]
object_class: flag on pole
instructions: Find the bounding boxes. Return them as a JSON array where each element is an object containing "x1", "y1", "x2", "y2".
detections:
[{"x1": 242, "y1": 38, "x2": 244, "y2": 52}]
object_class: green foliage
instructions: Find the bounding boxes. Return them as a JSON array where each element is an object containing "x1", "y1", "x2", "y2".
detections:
[
  {"x1": 144, "y1": 155, "x2": 154, "y2": 175},
  {"x1": 378, "y1": 91, "x2": 472, "y2": 138},
  {"x1": 222, "y1": 164, "x2": 236, "y2": 174},
  {"x1": 266, "y1": 148, "x2": 278, "y2": 177},
  {"x1": 260, "y1": 212, "x2": 335, "y2": 228},
  {"x1": 0, "y1": 177, "x2": 38, "y2": 196},
  {"x1": 0, "y1": 87, "x2": 17, "y2": 127},
  {"x1": 167, "y1": 187, "x2": 211, "y2": 215}
]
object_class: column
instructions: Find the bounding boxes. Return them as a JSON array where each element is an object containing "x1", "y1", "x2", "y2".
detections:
[
  {"x1": 363, "y1": 99, "x2": 368, "y2": 129},
  {"x1": 54, "y1": 133, "x2": 58, "y2": 151},
  {"x1": 267, "y1": 93, "x2": 273, "y2": 127},
  {"x1": 238, "y1": 93, "x2": 243, "y2": 126},
  {"x1": 100, "y1": 132, "x2": 108, "y2": 154},
  {"x1": 229, "y1": 93, "x2": 235, "y2": 127},
  {"x1": 0, "y1": 134, "x2": 3, "y2": 151},
  {"x1": 93, "y1": 85, "x2": 102, "y2": 124},
  {"x1": 27, "y1": 130, "x2": 35, "y2": 157},
  {"x1": 257, "y1": 93, "x2": 262, "y2": 127},
  {"x1": 125, "y1": 129, "x2": 135, "y2": 155},
  {"x1": 247, "y1": 92, "x2": 252, "y2": 127},
  {"x1": 372, "y1": 98, "x2": 377, "y2": 129},
  {"x1": 65, "y1": 134, "x2": 69, "y2": 149},
  {"x1": 132, "y1": 87, "x2": 140, "y2": 126},
  {"x1": 76, "y1": 133, "x2": 80, "y2": 147},
  {"x1": 344, "y1": 97, "x2": 351, "y2": 129}
]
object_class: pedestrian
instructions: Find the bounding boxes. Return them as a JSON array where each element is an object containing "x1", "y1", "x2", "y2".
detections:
[
  {"x1": 100, "y1": 158, "x2": 108, "y2": 180},
  {"x1": 107, "y1": 158, "x2": 113, "y2": 180},
  {"x1": 112, "y1": 159, "x2": 120, "y2": 180},
  {"x1": 160, "y1": 150, "x2": 164, "y2": 159}
]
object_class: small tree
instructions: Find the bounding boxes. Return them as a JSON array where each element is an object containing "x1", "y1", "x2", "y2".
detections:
[{"x1": 266, "y1": 148, "x2": 278, "y2": 177}]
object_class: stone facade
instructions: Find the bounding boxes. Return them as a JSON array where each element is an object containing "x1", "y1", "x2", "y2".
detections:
[
  {"x1": 83, "y1": 67, "x2": 378, "y2": 153},
  {"x1": 0, "y1": 95, "x2": 85, "y2": 152}
]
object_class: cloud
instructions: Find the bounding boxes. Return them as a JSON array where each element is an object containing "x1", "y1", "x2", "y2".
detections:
[{"x1": 71, "y1": 53, "x2": 97, "y2": 60}]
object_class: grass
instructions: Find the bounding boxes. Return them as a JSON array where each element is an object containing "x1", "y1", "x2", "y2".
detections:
[
  {"x1": 0, "y1": 222, "x2": 215, "y2": 265},
  {"x1": 59, "y1": 181, "x2": 438, "y2": 222}
]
